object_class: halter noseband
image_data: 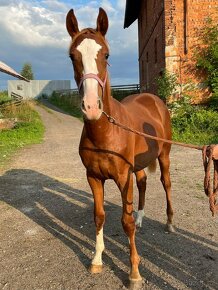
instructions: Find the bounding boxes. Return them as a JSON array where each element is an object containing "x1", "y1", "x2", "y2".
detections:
[{"x1": 78, "y1": 72, "x2": 107, "y2": 96}]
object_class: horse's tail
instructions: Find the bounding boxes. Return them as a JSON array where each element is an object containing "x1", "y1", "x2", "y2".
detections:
[{"x1": 148, "y1": 160, "x2": 157, "y2": 173}]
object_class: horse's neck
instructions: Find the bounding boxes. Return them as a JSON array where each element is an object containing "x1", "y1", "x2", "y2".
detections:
[{"x1": 102, "y1": 78, "x2": 113, "y2": 115}]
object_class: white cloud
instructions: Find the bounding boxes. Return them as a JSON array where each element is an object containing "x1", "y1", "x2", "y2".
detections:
[
  {"x1": 42, "y1": 0, "x2": 68, "y2": 12},
  {"x1": 0, "y1": 1, "x2": 69, "y2": 48},
  {"x1": 0, "y1": 0, "x2": 139, "y2": 87},
  {"x1": 100, "y1": 0, "x2": 116, "y2": 13},
  {"x1": 116, "y1": 0, "x2": 126, "y2": 10}
]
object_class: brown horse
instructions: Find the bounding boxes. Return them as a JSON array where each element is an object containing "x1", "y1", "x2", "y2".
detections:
[{"x1": 66, "y1": 7, "x2": 174, "y2": 288}]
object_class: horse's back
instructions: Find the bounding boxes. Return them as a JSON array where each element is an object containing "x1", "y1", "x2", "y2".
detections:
[
  {"x1": 121, "y1": 93, "x2": 171, "y2": 133},
  {"x1": 121, "y1": 93, "x2": 167, "y2": 112}
]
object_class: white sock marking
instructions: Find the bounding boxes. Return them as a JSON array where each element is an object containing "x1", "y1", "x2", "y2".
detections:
[
  {"x1": 136, "y1": 209, "x2": 145, "y2": 227},
  {"x1": 92, "y1": 228, "x2": 105, "y2": 266}
]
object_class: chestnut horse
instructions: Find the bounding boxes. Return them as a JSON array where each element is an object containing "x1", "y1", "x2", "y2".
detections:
[{"x1": 66, "y1": 8, "x2": 174, "y2": 287}]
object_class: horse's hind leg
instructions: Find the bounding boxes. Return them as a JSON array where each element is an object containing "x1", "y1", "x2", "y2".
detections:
[
  {"x1": 135, "y1": 170, "x2": 147, "y2": 228},
  {"x1": 158, "y1": 144, "x2": 175, "y2": 232}
]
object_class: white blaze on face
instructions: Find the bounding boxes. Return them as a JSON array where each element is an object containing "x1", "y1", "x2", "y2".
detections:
[{"x1": 77, "y1": 38, "x2": 102, "y2": 96}]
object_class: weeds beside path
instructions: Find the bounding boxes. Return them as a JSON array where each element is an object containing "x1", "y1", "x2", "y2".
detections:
[{"x1": 0, "y1": 102, "x2": 44, "y2": 169}]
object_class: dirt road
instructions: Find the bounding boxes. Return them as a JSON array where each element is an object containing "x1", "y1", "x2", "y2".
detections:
[{"x1": 0, "y1": 102, "x2": 217, "y2": 290}]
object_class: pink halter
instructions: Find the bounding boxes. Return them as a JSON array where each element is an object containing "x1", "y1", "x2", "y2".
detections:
[{"x1": 78, "y1": 72, "x2": 108, "y2": 95}]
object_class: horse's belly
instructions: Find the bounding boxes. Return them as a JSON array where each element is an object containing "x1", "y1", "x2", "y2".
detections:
[
  {"x1": 133, "y1": 135, "x2": 162, "y2": 172},
  {"x1": 134, "y1": 150, "x2": 158, "y2": 171}
]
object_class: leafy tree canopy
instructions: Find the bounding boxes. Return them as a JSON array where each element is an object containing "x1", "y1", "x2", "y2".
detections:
[{"x1": 20, "y1": 62, "x2": 34, "y2": 80}]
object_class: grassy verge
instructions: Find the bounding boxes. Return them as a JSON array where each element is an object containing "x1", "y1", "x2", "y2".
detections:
[
  {"x1": 0, "y1": 101, "x2": 44, "y2": 168},
  {"x1": 48, "y1": 92, "x2": 83, "y2": 121}
]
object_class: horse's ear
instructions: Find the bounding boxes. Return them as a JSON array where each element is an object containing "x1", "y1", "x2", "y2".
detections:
[
  {"x1": 66, "y1": 9, "x2": 80, "y2": 39},
  {"x1": 96, "y1": 7, "x2": 108, "y2": 36}
]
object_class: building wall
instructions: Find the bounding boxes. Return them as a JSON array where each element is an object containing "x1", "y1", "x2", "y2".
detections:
[
  {"x1": 138, "y1": 0, "x2": 218, "y2": 101},
  {"x1": 138, "y1": 0, "x2": 165, "y2": 93},
  {"x1": 165, "y1": 0, "x2": 218, "y2": 101},
  {"x1": 8, "y1": 80, "x2": 71, "y2": 99}
]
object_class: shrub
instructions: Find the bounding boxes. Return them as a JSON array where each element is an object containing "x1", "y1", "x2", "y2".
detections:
[
  {"x1": 156, "y1": 70, "x2": 178, "y2": 102},
  {"x1": 170, "y1": 97, "x2": 218, "y2": 145},
  {"x1": 196, "y1": 18, "x2": 218, "y2": 108},
  {"x1": 0, "y1": 91, "x2": 11, "y2": 105}
]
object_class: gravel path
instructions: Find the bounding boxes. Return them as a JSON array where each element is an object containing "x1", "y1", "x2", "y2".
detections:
[{"x1": 0, "y1": 102, "x2": 217, "y2": 290}]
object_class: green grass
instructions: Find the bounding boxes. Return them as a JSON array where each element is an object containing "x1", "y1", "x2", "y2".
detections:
[
  {"x1": 49, "y1": 92, "x2": 83, "y2": 121},
  {"x1": 0, "y1": 102, "x2": 44, "y2": 168},
  {"x1": 0, "y1": 91, "x2": 11, "y2": 105}
]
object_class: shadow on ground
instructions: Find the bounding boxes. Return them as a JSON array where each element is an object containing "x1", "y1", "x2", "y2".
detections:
[{"x1": 0, "y1": 169, "x2": 217, "y2": 289}]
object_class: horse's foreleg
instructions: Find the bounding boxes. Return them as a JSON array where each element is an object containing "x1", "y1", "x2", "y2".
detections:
[
  {"x1": 158, "y1": 146, "x2": 175, "y2": 232},
  {"x1": 87, "y1": 175, "x2": 105, "y2": 273},
  {"x1": 117, "y1": 171, "x2": 142, "y2": 285},
  {"x1": 135, "y1": 170, "x2": 147, "y2": 228}
]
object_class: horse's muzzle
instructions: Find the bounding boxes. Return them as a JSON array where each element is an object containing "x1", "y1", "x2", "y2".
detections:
[{"x1": 81, "y1": 98, "x2": 103, "y2": 120}]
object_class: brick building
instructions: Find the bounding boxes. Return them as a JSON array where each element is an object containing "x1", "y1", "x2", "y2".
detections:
[{"x1": 124, "y1": 0, "x2": 218, "y2": 102}]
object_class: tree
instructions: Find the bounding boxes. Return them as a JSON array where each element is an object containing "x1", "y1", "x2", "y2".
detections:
[
  {"x1": 196, "y1": 18, "x2": 218, "y2": 105},
  {"x1": 20, "y1": 62, "x2": 34, "y2": 80}
]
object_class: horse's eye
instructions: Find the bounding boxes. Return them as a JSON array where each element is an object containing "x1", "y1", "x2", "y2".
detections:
[{"x1": 105, "y1": 53, "x2": 109, "y2": 60}]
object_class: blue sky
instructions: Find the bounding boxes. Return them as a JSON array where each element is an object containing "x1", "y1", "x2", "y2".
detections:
[{"x1": 0, "y1": 0, "x2": 138, "y2": 90}]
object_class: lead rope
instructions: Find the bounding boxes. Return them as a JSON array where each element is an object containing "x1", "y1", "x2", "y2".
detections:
[
  {"x1": 202, "y1": 146, "x2": 218, "y2": 216},
  {"x1": 102, "y1": 111, "x2": 218, "y2": 216}
]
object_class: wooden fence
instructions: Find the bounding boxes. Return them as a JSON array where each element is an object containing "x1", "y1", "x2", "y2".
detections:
[{"x1": 0, "y1": 92, "x2": 23, "y2": 109}]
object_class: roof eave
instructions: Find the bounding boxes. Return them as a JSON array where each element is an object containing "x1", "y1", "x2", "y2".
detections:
[
  {"x1": 124, "y1": 0, "x2": 141, "y2": 28},
  {"x1": 0, "y1": 61, "x2": 30, "y2": 82}
]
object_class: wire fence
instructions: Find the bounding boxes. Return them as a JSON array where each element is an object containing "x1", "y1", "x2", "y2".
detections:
[{"x1": 53, "y1": 84, "x2": 140, "y2": 103}]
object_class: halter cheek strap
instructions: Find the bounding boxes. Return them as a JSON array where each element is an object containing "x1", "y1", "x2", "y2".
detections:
[{"x1": 78, "y1": 71, "x2": 108, "y2": 95}]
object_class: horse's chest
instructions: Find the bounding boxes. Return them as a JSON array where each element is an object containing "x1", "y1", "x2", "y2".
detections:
[
  {"x1": 80, "y1": 149, "x2": 119, "y2": 178},
  {"x1": 79, "y1": 138, "x2": 133, "y2": 179}
]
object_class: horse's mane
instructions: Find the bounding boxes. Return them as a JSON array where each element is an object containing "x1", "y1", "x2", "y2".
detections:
[
  {"x1": 80, "y1": 28, "x2": 97, "y2": 35},
  {"x1": 71, "y1": 28, "x2": 97, "y2": 46},
  {"x1": 71, "y1": 28, "x2": 108, "y2": 49}
]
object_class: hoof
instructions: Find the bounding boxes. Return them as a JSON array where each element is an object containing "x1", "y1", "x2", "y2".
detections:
[
  {"x1": 129, "y1": 271, "x2": 142, "y2": 282},
  {"x1": 129, "y1": 280, "x2": 143, "y2": 290},
  {"x1": 165, "y1": 223, "x2": 175, "y2": 233},
  {"x1": 89, "y1": 264, "x2": 103, "y2": 274}
]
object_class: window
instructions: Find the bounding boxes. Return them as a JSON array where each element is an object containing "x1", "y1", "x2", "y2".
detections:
[{"x1": 17, "y1": 85, "x2": 23, "y2": 90}]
